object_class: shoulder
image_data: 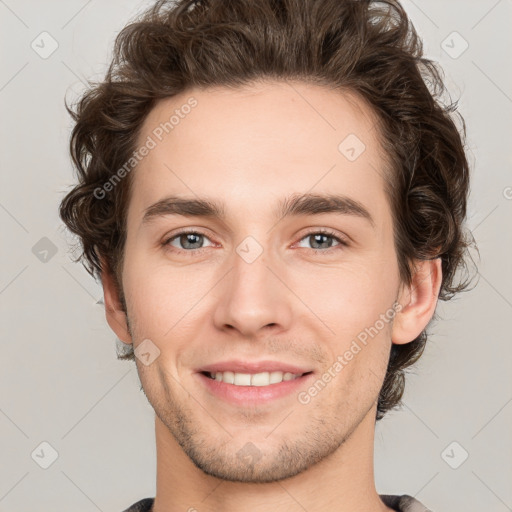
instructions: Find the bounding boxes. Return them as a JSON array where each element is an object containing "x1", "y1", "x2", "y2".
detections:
[
  {"x1": 380, "y1": 493, "x2": 434, "y2": 512},
  {"x1": 123, "y1": 495, "x2": 432, "y2": 512},
  {"x1": 121, "y1": 497, "x2": 155, "y2": 512}
]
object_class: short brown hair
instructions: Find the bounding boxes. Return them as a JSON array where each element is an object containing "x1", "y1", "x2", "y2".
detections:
[{"x1": 59, "y1": 0, "x2": 477, "y2": 420}]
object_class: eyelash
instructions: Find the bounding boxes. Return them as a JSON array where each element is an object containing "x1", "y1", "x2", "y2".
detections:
[{"x1": 162, "y1": 228, "x2": 349, "y2": 255}]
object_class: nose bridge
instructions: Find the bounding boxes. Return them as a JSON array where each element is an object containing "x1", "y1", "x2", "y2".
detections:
[{"x1": 212, "y1": 235, "x2": 292, "y2": 336}]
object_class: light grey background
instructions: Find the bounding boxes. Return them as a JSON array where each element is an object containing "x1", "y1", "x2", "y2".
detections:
[{"x1": 0, "y1": 1, "x2": 511, "y2": 511}]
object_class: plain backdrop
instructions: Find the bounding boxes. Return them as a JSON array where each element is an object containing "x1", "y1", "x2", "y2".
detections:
[{"x1": 0, "y1": 1, "x2": 511, "y2": 511}]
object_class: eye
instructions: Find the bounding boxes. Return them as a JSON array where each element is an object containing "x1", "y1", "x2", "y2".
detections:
[
  {"x1": 163, "y1": 230, "x2": 215, "y2": 252},
  {"x1": 295, "y1": 229, "x2": 348, "y2": 252},
  {"x1": 161, "y1": 228, "x2": 348, "y2": 255}
]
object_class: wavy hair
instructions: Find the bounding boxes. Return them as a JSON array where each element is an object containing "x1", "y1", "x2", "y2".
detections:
[{"x1": 59, "y1": 0, "x2": 477, "y2": 420}]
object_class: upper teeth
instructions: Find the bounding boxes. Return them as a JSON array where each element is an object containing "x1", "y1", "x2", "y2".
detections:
[{"x1": 209, "y1": 371, "x2": 302, "y2": 386}]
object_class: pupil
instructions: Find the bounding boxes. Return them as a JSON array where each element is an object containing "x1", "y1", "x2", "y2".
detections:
[
  {"x1": 182, "y1": 233, "x2": 202, "y2": 249},
  {"x1": 312, "y1": 234, "x2": 330, "y2": 249}
]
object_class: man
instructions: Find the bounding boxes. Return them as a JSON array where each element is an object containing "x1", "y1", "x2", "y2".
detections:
[{"x1": 59, "y1": 0, "x2": 475, "y2": 510}]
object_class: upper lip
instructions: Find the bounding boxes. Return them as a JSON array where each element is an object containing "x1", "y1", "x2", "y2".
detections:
[{"x1": 198, "y1": 360, "x2": 313, "y2": 375}]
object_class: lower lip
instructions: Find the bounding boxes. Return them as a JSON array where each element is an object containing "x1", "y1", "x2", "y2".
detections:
[{"x1": 197, "y1": 372, "x2": 314, "y2": 405}]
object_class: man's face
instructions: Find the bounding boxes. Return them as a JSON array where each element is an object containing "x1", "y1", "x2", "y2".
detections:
[{"x1": 119, "y1": 81, "x2": 403, "y2": 482}]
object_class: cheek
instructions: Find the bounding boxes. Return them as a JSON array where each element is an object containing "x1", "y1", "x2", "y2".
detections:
[
  {"x1": 123, "y1": 232, "x2": 399, "y2": 341},
  {"x1": 123, "y1": 253, "x2": 203, "y2": 339},
  {"x1": 289, "y1": 258, "x2": 398, "y2": 387},
  {"x1": 295, "y1": 261, "x2": 395, "y2": 329}
]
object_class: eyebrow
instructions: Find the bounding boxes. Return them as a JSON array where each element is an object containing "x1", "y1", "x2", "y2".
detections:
[{"x1": 141, "y1": 192, "x2": 375, "y2": 228}]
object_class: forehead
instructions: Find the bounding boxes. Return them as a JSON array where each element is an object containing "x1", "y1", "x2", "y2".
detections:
[{"x1": 129, "y1": 80, "x2": 389, "y2": 225}]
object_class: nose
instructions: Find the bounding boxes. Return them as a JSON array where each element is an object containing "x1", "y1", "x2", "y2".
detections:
[{"x1": 212, "y1": 245, "x2": 293, "y2": 339}]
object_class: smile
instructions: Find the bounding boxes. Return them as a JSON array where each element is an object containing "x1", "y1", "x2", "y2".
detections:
[
  {"x1": 203, "y1": 370, "x2": 308, "y2": 386},
  {"x1": 197, "y1": 370, "x2": 315, "y2": 405}
]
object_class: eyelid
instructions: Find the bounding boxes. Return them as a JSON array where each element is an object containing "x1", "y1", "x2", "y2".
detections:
[
  {"x1": 162, "y1": 228, "x2": 216, "y2": 253},
  {"x1": 293, "y1": 228, "x2": 349, "y2": 251},
  {"x1": 162, "y1": 227, "x2": 349, "y2": 253}
]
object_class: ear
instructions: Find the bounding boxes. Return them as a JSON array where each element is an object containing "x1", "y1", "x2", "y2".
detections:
[
  {"x1": 391, "y1": 257, "x2": 443, "y2": 345},
  {"x1": 100, "y1": 256, "x2": 132, "y2": 345}
]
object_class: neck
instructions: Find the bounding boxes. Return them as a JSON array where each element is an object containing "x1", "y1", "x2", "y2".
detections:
[{"x1": 152, "y1": 405, "x2": 393, "y2": 512}]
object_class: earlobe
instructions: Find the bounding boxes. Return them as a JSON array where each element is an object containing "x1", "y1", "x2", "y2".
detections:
[
  {"x1": 391, "y1": 257, "x2": 443, "y2": 345},
  {"x1": 100, "y1": 257, "x2": 132, "y2": 345}
]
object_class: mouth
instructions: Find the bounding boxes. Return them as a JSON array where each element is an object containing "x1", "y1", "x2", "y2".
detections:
[
  {"x1": 196, "y1": 368, "x2": 315, "y2": 405},
  {"x1": 200, "y1": 370, "x2": 313, "y2": 387}
]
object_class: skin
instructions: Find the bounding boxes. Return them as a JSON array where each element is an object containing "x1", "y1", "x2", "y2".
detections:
[{"x1": 101, "y1": 80, "x2": 442, "y2": 512}]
